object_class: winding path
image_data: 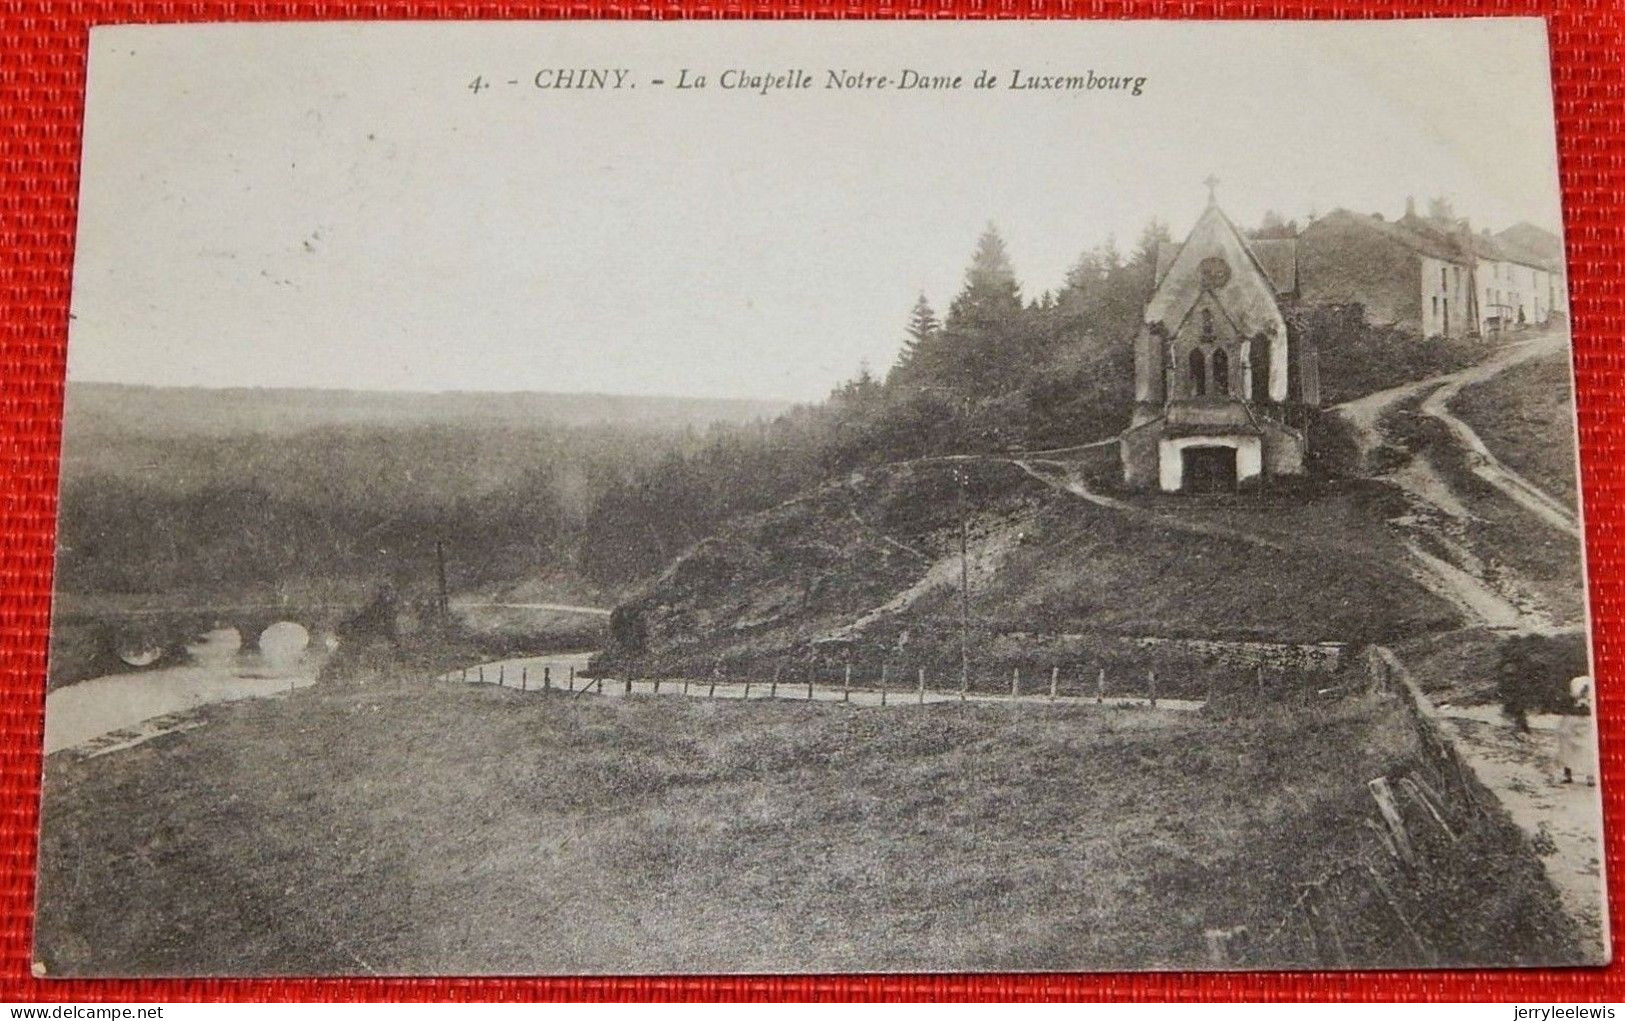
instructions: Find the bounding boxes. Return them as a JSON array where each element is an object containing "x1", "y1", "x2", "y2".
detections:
[
  {"x1": 1418, "y1": 338, "x2": 1580, "y2": 537},
  {"x1": 1336, "y1": 326, "x2": 1604, "y2": 960},
  {"x1": 1330, "y1": 327, "x2": 1576, "y2": 633}
]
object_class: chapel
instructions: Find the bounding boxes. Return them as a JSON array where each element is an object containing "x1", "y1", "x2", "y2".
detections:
[{"x1": 1119, "y1": 183, "x2": 1320, "y2": 493}]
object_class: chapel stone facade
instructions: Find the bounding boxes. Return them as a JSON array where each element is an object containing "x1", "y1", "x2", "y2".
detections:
[{"x1": 1119, "y1": 189, "x2": 1319, "y2": 493}]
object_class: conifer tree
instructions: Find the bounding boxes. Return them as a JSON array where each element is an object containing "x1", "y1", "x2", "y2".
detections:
[
  {"x1": 948, "y1": 223, "x2": 1022, "y2": 325},
  {"x1": 889, "y1": 294, "x2": 941, "y2": 385}
]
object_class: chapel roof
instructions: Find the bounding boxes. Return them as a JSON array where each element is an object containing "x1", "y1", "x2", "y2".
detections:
[
  {"x1": 1144, "y1": 201, "x2": 1289, "y2": 340},
  {"x1": 1154, "y1": 236, "x2": 1297, "y2": 295}
]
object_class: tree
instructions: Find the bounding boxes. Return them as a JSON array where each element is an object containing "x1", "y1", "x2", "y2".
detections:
[
  {"x1": 949, "y1": 223, "x2": 1023, "y2": 324},
  {"x1": 1129, "y1": 220, "x2": 1171, "y2": 270},
  {"x1": 1254, "y1": 209, "x2": 1298, "y2": 239},
  {"x1": 890, "y1": 294, "x2": 940, "y2": 383},
  {"x1": 1426, "y1": 195, "x2": 1459, "y2": 225}
]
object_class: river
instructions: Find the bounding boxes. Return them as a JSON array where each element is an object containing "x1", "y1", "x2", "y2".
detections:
[{"x1": 44, "y1": 628, "x2": 326, "y2": 755}]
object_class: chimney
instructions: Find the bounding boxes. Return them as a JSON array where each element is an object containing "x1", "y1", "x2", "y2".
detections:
[{"x1": 1404, "y1": 195, "x2": 1416, "y2": 219}]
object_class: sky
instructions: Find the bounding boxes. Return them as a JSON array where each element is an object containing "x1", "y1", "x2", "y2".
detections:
[{"x1": 69, "y1": 19, "x2": 1565, "y2": 402}]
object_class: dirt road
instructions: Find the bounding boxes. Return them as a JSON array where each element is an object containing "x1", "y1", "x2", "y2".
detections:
[
  {"x1": 450, "y1": 601, "x2": 611, "y2": 617},
  {"x1": 1332, "y1": 328, "x2": 1575, "y2": 634},
  {"x1": 1335, "y1": 327, "x2": 1605, "y2": 960},
  {"x1": 1436, "y1": 707, "x2": 1609, "y2": 963},
  {"x1": 1419, "y1": 347, "x2": 1581, "y2": 538}
]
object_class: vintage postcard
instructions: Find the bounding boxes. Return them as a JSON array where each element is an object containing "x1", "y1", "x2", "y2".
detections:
[{"x1": 37, "y1": 18, "x2": 1605, "y2": 975}]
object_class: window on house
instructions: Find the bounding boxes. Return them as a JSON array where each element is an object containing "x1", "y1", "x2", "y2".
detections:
[
  {"x1": 1211, "y1": 348, "x2": 1230, "y2": 396},
  {"x1": 1440, "y1": 267, "x2": 1447, "y2": 290},
  {"x1": 1201, "y1": 308, "x2": 1215, "y2": 341},
  {"x1": 1188, "y1": 348, "x2": 1207, "y2": 397},
  {"x1": 1432, "y1": 296, "x2": 1439, "y2": 318}
]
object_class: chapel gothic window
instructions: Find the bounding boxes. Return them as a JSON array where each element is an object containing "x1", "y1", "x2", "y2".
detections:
[
  {"x1": 1211, "y1": 348, "x2": 1230, "y2": 395},
  {"x1": 1189, "y1": 348, "x2": 1207, "y2": 396}
]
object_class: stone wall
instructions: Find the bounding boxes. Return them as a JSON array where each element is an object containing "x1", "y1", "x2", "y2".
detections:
[{"x1": 1115, "y1": 634, "x2": 1346, "y2": 674}]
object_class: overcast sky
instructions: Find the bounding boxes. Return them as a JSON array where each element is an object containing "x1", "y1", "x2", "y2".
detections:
[{"x1": 70, "y1": 19, "x2": 1564, "y2": 402}]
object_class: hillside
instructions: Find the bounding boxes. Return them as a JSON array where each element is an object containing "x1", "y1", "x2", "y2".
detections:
[
  {"x1": 1450, "y1": 348, "x2": 1581, "y2": 513},
  {"x1": 35, "y1": 681, "x2": 1579, "y2": 973},
  {"x1": 594, "y1": 454, "x2": 1458, "y2": 690}
]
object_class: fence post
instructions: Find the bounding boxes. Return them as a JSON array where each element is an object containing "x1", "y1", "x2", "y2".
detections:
[
  {"x1": 1011, "y1": 667, "x2": 1020, "y2": 702},
  {"x1": 771, "y1": 664, "x2": 780, "y2": 699},
  {"x1": 1256, "y1": 664, "x2": 1265, "y2": 695},
  {"x1": 960, "y1": 662, "x2": 968, "y2": 702},
  {"x1": 744, "y1": 677, "x2": 752, "y2": 699},
  {"x1": 1050, "y1": 666, "x2": 1059, "y2": 703},
  {"x1": 461, "y1": 667, "x2": 467, "y2": 683},
  {"x1": 624, "y1": 675, "x2": 631, "y2": 696},
  {"x1": 1149, "y1": 669, "x2": 1157, "y2": 708},
  {"x1": 544, "y1": 666, "x2": 552, "y2": 691},
  {"x1": 683, "y1": 678, "x2": 691, "y2": 696},
  {"x1": 569, "y1": 665, "x2": 575, "y2": 689},
  {"x1": 499, "y1": 664, "x2": 505, "y2": 686},
  {"x1": 918, "y1": 667, "x2": 926, "y2": 705},
  {"x1": 653, "y1": 677, "x2": 661, "y2": 694},
  {"x1": 478, "y1": 665, "x2": 485, "y2": 684},
  {"x1": 844, "y1": 663, "x2": 852, "y2": 703},
  {"x1": 1097, "y1": 667, "x2": 1105, "y2": 704},
  {"x1": 881, "y1": 666, "x2": 888, "y2": 706},
  {"x1": 708, "y1": 680, "x2": 716, "y2": 698},
  {"x1": 595, "y1": 676, "x2": 603, "y2": 694},
  {"x1": 807, "y1": 665, "x2": 814, "y2": 700},
  {"x1": 521, "y1": 667, "x2": 527, "y2": 692}
]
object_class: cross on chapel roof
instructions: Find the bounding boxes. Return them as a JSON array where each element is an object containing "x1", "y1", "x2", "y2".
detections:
[{"x1": 1203, "y1": 175, "x2": 1220, "y2": 206}]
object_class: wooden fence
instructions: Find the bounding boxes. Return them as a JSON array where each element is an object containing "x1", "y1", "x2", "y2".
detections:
[{"x1": 445, "y1": 659, "x2": 1219, "y2": 711}]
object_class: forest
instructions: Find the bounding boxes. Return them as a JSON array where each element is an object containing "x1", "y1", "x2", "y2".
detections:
[{"x1": 57, "y1": 212, "x2": 1483, "y2": 605}]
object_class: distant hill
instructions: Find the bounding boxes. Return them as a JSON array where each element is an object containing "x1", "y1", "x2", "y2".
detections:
[{"x1": 64, "y1": 383, "x2": 791, "y2": 439}]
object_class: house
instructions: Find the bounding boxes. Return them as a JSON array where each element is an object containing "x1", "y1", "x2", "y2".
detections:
[
  {"x1": 1119, "y1": 189, "x2": 1319, "y2": 493},
  {"x1": 1297, "y1": 200, "x2": 1476, "y2": 338},
  {"x1": 1486, "y1": 224, "x2": 1566, "y2": 330},
  {"x1": 1298, "y1": 199, "x2": 1564, "y2": 337}
]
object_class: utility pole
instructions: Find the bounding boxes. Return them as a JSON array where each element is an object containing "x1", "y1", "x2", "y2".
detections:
[
  {"x1": 434, "y1": 539, "x2": 450, "y2": 619},
  {"x1": 958, "y1": 469, "x2": 971, "y2": 699}
]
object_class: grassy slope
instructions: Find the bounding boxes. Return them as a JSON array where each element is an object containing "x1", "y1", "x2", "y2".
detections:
[
  {"x1": 968, "y1": 480, "x2": 1448, "y2": 644},
  {"x1": 605, "y1": 458, "x2": 1456, "y2": 680},
  {"x1": 36, "y1": 683, "x2": 1575, "y2": 975},
  {"x1": 1450, "y1": 350, "x2": 1581, "y2": 513},
  {"x1": 1382, "y1": 407, "x2": 1587, "y2": 628}
]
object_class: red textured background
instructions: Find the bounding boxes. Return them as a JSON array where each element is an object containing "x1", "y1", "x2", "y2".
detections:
[{"x1": 1, "y1": 0, "x2": 1622, "y2": 1003}]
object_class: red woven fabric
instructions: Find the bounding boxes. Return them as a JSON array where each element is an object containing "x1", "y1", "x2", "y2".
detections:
[{"x1": 2, "y1": 0, "x2": 1622, "y2": 1002}]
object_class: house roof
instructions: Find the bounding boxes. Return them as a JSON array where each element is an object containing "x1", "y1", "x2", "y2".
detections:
[
  {"x1": 1462, "y1": 230, "x2": 1507, "y2": 262},
  {"x1": 1491, "y1": 226, "x2": 1563, "y2": 272},
  {"x1": 1310, "y1": 208, "x2": 1471, "y2": 264},
  {"x1": 1496, "y1": 222, "x2": 1564, "y2": 267}
]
